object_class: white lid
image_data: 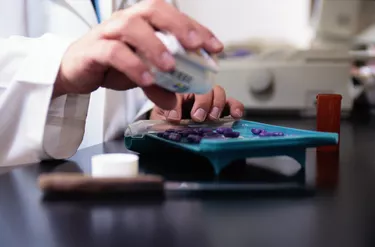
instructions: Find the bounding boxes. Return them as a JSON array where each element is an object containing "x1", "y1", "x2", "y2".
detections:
[
  {"x1": 155, "y1": 32, "x2": 184, "y2": 55},
  {"x1": 91, "y1": 153, "x2": 139, "y2": 178}
]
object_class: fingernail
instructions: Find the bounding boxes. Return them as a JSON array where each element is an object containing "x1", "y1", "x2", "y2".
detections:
[
  {"x1": 168, "y1": 110, "x2": 179, "y2": 120},
  {"x1": 209, "y1": 37, "x2": 223, "y2": 50},
  {"x1": 161, "y1": 52, "x2": 175, "y2": 69},
  {"x1": 209, "y1": 107, "x2": 221, "y2": 119},
  {"x1": 141, "y1": 71, "x2": 154, "y2": 86},
  {"x1": 235, "y1": 109, "x2": 243, "y2": 118},
  {"x1": 188, "y1": 31, "x2": 202, "y2": 46},
  {"x1": 193, "y1": 108, "x2": 207, "y2": 122}
]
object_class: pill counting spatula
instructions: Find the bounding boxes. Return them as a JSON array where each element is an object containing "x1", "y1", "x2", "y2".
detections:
[
  {"x1": 38, "y1": 173, "x2": 166, "y2": 201},
  {"x1": 38, "y1": 171, "x2": 312, "y2": 201}
]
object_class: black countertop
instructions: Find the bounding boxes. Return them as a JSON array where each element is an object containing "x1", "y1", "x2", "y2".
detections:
[{"x1": 1, "y1": 118, "x2": 375, "y2": 247}]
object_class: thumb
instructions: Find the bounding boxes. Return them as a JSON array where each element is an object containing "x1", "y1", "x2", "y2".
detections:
[{"x1": 142, "y1": 85, "x2": 177, "y2": 111}]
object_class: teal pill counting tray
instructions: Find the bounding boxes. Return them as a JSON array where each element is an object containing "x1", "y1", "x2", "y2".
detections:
[{"x1": 124, "y1": 119, "x2": 338, "y2": 177}]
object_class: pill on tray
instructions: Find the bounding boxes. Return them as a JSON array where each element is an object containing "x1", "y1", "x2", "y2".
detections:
[
  {"x1": 163, "y1": 132, "x2": 171, "y2": 139},
  {"x1": 187, "y1": 134, "x2": 202, "y2": 144},
  {"x1": 199, "y1": 128, "x2": 213, "y2": 133},
  {"x1": 223, "y1": 131, "x2": 240, "y2": 138},
  {"x1": 272, "y1": 132, "x2": 285, "y2": 136},
  {"x1": 203, "y1": 132, "x2": 223, "y2": 139},
  {"x1": 216, "y1": 127, "x2": 232, "y2": 134},
  {"x1": 259, "y1": 132, "x2": 273, "y2": 137},
  {"x1": 180, "y1": 130, "x2": 194, "y2": 137},
  {"x1": 251, "y1": 128, "x2": 263, "y2": 135},
  {"x1": 168, "y1": 133, "x2": 182, "y2": 142}
]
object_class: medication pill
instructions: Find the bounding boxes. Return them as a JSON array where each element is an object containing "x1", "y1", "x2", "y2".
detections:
[
  {"x1": 224, "y1": 131, "x2": 240, "y2": 138},
  {"x1": 259, "y1": 132, "x2": 273, "y2": 137},
  {"x1": 223, "y1": 129, "x2": 234, "y2": 135},
  {"x1": 199, "y1": 128, "x2": 213, "y2": 133},
  {"x1": 192, "y1": 128, "x2": 203, "y2": 135},
  {"x1": 168, "y1": 133, "x2": 182, "y2": 142},
  {"x1": 180, "y1": 129, "x2": 194, "y2": 137},
  {"x1": 216, "y1": 127, "x2": 232, "y2": 134},
  {"x1": 251, "y1": 128, "x2": 263, "y2": 135},
  {"x1": 162, "y1": 132, "x2": 170, "y2": 139},
  {"x1": 203, "y1": 132, "x2": 223, "y2": 139},
  {"x1": 272, "y1": 132, "x2": 284, "y2": 136},
  {"x1": 165, "y1": 129, "x2": 177, "y2": 133},
  {"x1": 187, "y1": 134, "x2": 202, "y2": 144}
]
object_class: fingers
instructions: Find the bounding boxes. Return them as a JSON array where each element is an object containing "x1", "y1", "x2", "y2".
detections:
[
  {"x1": 147, "y1": 88, "x2": 244, "y2": 122},
  {"x1": 101, "y1": 14, "x2": 175, "y2": 72},
  {"x1": 149, "y1": 106, "x2": 166, "y2": 120},
  {"x1": 190, "y1": 90, "x2": 214, "y2": 122},
  {"x1": 148, "y1": 94, "x2": 184, "y2": 123},
  {"x1": 165, "y1": 95, "x2": 183, "y2": 123},
  {"x1": 226, "y1": 97, "x2": 245, "y2": 119},
  {"x1": 94, "y1": 0, "x2": 223, "y2": 92},
  {"x1": 136, "y1": 0, "x2": 202, "y2": 50},
  {"x1": 142, "y1": 85, "x2": 177, "y2": 110},
  {"x1": 188, "y1": 18, "x2": 224, "y2": 54},
  {"x1": 128, "y1": 0, "x2": 223, "y2": 52},
  {"x1": 93, "y1": 40, "x2": 154, "y2": 87},
  {"x1": 208, "y1": 86, "x2": 226, "y2": 121}
]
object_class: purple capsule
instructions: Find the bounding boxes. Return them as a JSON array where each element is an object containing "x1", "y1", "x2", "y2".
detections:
[
  {"x1": 251, "y1": 128, "x2": 263, "y2": 135},
  {"x1": 223, "y1": 129, "x2": 235, "y2": 135},
  {"x1": 192, "y1": 128, "x2": 202, "y2": 135},
  {"x1": 168, "y1": 133, "x2": 182, "y2": 142},
  {"x1": 161, "y1": 132, "x2": 171, "y2": 139},
  {"x1": 190, "y1": 128, "x2": 212, "y2": 136},
  {"x1": 199, "y1": 128, "x2": 213, "y2": 133},
  {"x1": 224, "y1": 131, "x2": 240, "y2": 138},
  {"x1": 165, "y1": 129, "x2": 177, "y2": 133},
  {"x1": 216, "y1": 127, "x2": 232, "y2": 134},
  {"x1": 272, "y1": 132, "x2": 284, "y2": 136},
  {"x1": 187, "y1": 134, "x2": 202, "y2": 144},
  {"x1": 259, "y1": 132, "x2": 273, "y2": 137},
  {"x1": 180, "y1": 129, "x2": 195, "y2": 137},
  {"x1": 203, "y1": 132, "x2": 223, "y2": 139}
]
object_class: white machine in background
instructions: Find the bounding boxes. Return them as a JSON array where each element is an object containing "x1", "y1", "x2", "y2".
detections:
[{"x1": 215, "y1": 0, "x2": 375, "y2": 116}]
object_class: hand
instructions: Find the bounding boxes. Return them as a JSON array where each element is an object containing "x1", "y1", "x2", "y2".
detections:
[
  {"x1": 150, "y1": 85, "x2": 245, "y2": 122},
  {"x1": 53, "y1": 0, "x2": 223, "y2": 110}
]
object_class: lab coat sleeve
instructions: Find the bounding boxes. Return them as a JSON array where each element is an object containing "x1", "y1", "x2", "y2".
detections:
[{"x1": 0, "y1": 34, "x2": 88, "y2": 167}]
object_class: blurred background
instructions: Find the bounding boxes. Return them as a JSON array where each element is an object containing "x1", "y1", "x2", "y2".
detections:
[{"x1": 175, "y1": 0, "x2": 375, "y2": 120}]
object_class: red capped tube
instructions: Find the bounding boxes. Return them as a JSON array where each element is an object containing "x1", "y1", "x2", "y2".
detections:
[
  {"x1": 316, "y1": 94, "x2": 342, "y2": 152},
  {"x1": 315, "y1": 94, "x2": 342, "y2": 188}
]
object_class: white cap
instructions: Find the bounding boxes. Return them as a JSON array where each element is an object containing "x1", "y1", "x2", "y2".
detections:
[
  {"x1": 91, "y1": 153, "x2": 139, "y2": 178},
  {"x1": 155, "y1": 31, "x2": 185, "y2": 55}
]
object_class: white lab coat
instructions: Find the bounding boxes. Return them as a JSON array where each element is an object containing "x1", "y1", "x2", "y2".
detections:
[{"x1": 0, "y1": 0, "x2": 162, "y2": 167}]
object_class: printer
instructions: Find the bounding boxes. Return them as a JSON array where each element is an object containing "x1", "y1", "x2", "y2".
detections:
[{"x1": 214, "y1": 0, "x2": 375, "y2": 116}]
